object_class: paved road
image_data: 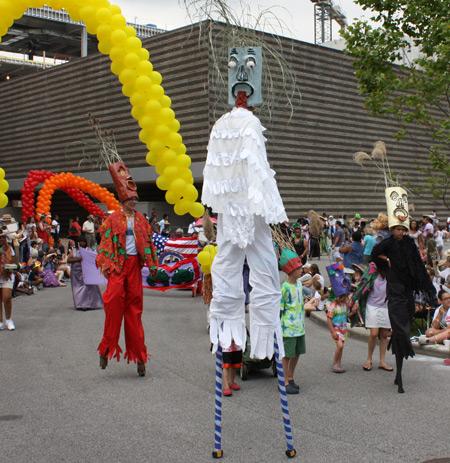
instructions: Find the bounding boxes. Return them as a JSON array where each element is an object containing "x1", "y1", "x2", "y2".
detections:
[{"x1": 1, "y1": 285, "x2": 449, "y2": 463}]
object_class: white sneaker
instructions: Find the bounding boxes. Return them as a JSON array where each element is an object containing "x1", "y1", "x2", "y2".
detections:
[
  {"x1": 5, "y1": 319, "x2": 15, "y2": 331},
  {"x1": 0, "y1": 322, "x2": 5, "y2": 330}
]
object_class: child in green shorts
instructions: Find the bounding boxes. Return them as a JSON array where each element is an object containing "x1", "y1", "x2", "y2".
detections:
[{"x1": 279, "y1": 249, "x2": 306, "y2": 395}]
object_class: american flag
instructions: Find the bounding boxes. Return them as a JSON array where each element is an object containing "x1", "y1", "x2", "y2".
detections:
[
  {"x1": 152, "y1": 233, "x2": 199, "y2": 258},
  {"x1": 165, "y1": 236, "x2": 199, "y2": 258},
  {"x1": 152, "y1": 233, "x2": 169, "y2": 255}
]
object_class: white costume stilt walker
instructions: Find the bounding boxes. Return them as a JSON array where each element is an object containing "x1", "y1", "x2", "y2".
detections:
[{"x1": 202, "y1": 47, "x2": 295, "y2": 458}]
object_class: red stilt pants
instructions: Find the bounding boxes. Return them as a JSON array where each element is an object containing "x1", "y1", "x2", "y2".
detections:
[{"x1": 98, "y1": 256, "x2": 149, "y2": 363}]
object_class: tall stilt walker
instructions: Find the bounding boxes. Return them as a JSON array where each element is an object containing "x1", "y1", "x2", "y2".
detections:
[
  {"x1": 203, "y1": 47, "x2": 296, "y2": 457},
  {"x1": 96, "y1": 161, "x2": 158, "y2": 376}
]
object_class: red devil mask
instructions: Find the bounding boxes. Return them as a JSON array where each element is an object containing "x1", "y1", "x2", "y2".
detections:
[{"x1": 108, "y1": 162, "x2": 138, "y2": 203}]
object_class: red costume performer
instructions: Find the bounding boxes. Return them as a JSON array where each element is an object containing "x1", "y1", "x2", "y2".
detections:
[{"x1": 96, "y1": 162, "x2": 158, "y2": 376}]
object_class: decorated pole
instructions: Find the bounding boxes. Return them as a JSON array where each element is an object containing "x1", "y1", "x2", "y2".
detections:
[
  {"x1": 212, "y1": 345, "x2": 224, "y2": 459},
  {"x1": 274, "y1": 335, "x2": 296, "y2": 458}
]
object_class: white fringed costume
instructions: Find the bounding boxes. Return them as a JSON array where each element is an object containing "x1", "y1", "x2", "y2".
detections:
[{"x1": 202, "y1": 107, "x2": 288, "y2": 359}]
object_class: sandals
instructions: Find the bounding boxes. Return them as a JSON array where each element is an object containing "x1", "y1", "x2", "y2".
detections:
[
  {"x1": 378, "y1": 364, "x2": 393, "y2": 372},
  {"x1": 332, "y1": 365, "x2": 346, "y2": 373},
  {"x1": 223, "y1": 388, "x2": 232, "y2": 396},
  {"x1": 363, "y1": 362, "x2": 372, "y2": 371},
  {"x1": 229, "y1": 382, "x2": 240, "y2": 391}
]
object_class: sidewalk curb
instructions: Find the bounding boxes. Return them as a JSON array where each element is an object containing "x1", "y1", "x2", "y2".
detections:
[{"x1": 309, "y1": 311, "x2": 450, "y2": 359}]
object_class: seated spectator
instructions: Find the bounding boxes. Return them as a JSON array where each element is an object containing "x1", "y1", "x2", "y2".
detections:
[
  {"x1": 13, "y1": 263, "x2": 34, "y2": 295},
  {"x1": 304, "y1": 280, "x2": 328, "y2": 315},
  {"x1": 419, "y1": 289, "x2": 450, "y2": 345},
  {"x1": 301, "y1": 263, "x2": 324, "y2": 298},
  {"x1": 27, "y1": 241, "x2": 40, "y2": 267},
  {"x1": 29, "y1": 261, "x2": 44, "y2": 288},
  {"x1": 42, "y1": 250, "x2": 67, "y2": 286}
]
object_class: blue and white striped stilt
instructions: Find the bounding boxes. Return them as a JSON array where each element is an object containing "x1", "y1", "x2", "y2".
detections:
[
  {"x1": 274, "y1": 335, "x2": 297, "y2": 458},
  {"x1": 212, "y1": 345, "x2": 224, "y2": 458}
]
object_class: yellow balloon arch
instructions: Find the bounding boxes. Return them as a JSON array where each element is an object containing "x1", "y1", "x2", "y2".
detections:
[{"x1": 0, "y1": 0, "x2": 205, "y2": 218}]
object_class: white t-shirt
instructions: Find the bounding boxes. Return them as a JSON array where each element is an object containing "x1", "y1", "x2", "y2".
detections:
[
  {"x1": 125, "y1": 217, "x2": 137, "y2": 255},
  {"x1": 432, "y1": 306, "x2": 450, "y2": 328},
  {"x1": 314, "y1": 290, "x2": 325, "y2": 311},
  {"x1": 435, "y1": 230, "x2": 444, "y2": 247},
  {"x1": 51, "y1": 219, "x2": 60, "y2": 234},
  {"x1": 82, "y1": 220, "x2": 95, "y2": 234}
]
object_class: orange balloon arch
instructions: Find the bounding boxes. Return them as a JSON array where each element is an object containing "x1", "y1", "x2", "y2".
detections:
[{"x1": 35, "y1": 172, "x2": 120, "y2": 220}]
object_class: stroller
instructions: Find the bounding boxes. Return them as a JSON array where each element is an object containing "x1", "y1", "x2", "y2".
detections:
[{"x1": 239, "y1": 330, "x2": 277, "y2": 380}]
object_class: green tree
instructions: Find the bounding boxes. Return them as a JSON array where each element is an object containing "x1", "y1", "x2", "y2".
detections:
[{"x1": 341, "y1": 0, "x2": 450, "y2": 210}]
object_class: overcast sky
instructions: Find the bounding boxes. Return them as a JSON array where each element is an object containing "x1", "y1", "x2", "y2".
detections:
[{"x1": 112, "y1": 0, "x2": 373, "y2": 44}]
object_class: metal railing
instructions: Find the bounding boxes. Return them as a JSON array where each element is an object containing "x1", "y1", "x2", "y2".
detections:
[{"x1": 24, "y1": 6, "x2": 165, "y2": 37}]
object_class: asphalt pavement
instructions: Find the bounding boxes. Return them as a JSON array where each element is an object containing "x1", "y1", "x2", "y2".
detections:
[{"x1": 1, "y1": 283, "x2": 449, "y2": 463}]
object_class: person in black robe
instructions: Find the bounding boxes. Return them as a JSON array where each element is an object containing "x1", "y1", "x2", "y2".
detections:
[{"x1": 371, "y1": 225, "x2": 437, "y2": 393}]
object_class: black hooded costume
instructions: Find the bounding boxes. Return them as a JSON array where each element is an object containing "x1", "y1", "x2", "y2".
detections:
[{"x1": 371, "y1": 235, "x2": 437, "y2": 360}]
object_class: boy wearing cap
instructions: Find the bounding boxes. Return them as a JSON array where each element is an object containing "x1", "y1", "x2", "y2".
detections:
[{"x1": 279, "y1": 249, "x2": 306, "y2": 394}]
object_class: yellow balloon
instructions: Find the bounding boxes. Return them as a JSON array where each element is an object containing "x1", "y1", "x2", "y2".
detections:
[
  {"x1": 189, "y1": 202, "x2": 205, "y2": 218},
  {"x1": 167, "y1": 132, "x2": 182, "y2": 148},
  {"x1": 155, "y1": 124, "x2": 170, "y2": 141},
  {"x1": 124, "y1": 52, "x2": 140, "y2": 69},
  {"x1": 139, "y1": 129, "x2": 153, "y2": 144},
  {"x1": 165, "y1": 190, "x2": 180, "y2": 205},
  {"x1": 162, "y1": 149, "x2": 177, "y2": 164},
  {"x1": 135, "y1": 75, "x2": 152, "y2": 92},
  {"x1": 156, "y1": 175, "x2": 170, "y2": 191},
  {"x1": 146, "y1": 151, "x2": 159, "y2": 166},
  {"x1": 145, "y1": 99, "x2": 161, "y2": 115},
  {"x1": 123, "y1": 84, "x2": 136, "y2": 98},
  {"x1": 96, "y1": 7, "x2": 112, "y2": 23},
  {"x1": 149, "y1": 84, "x2": 164, "y2": 100},
  {"x1": 111, "y1": 13, "x2": 126, "y2": 29},
  {"x1": 159, "y1": 108, "x2": 175, "y2": 124},
  {"x1": 197, "y1": 251, "x2": 210, "y2": 266},
  {"x1": 201, "y1": 264, "x2": 211, "y2": 275},
  {"x1": 131, "y1": 105, "x2": 145, "y2": 119},
  {"x1": 136, "y1": 60, "x2": 153, "y2": 76},
  {"x1": 124, "y1": 25, "x2": 136, "y2": 37},
  {"x1": 155, "y1": 164, "x2": 166, "y2": 175},
  {"x1": 139, "y1": 115, "x2": 157, "y2": 131},
  {"x1": 130, "y1": 91, "x2": 147, "y2": 107},
  {"x1": 163, "y1": 166, "x2": 179, "y2": 180},
  {"x1": 137, "y1": 48, "x2": 150, "y2": 61},
  {"x1": 0, "y1": 193, "x2": 8, "y2": 208},
  {"x1": 110, "y1": 46, "x2": 126, "y2": 62},
  {"x1": 160, "y1": 95, "x2": 172, "y2": 108},
  {"x1": 125, "y1": 36, "x2": 142, "y2": 53},
  {"x1": 0, "y1": 178, "x2": 9, "y2": 193},
  {"x1": 119, "y1": 68, "x2": 137, "y2": 85},
  {"x1": 110, "y1": 61, "x2": 124, "y2": 76},
  {"x1": 111, "y1": 29, "x2": 127, "y2": 46},
  {"x1": 174, "y1": 199, "x2": 191, "y2": 216},
  {"x1": 97, "y1": 24, "x2": 112, "y2": 41},
  {"x1": 175, "y1": 154, "x2": 191, "y2": 169},
  {"x1": 0, "y1": 168, "x2": 5, "y2": 179},
  {"x1": 183, "y1": 184, "x2": 198, "y2": 201},
  {"x1": 148, "y1": 139, "x2": 165, "y2": 155},
  {"x1": 98, "y1": 40, "x2": 112, "y2": 55},
  {"x1": 168, "y1": 119, "x2": 180, "y2": 133},
  {"x1": 150, "y1": 71, "x2": 162, "y2": 85}
]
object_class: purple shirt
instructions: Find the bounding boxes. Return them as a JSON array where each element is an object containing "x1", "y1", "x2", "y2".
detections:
[{"x1": 367, "y1": 275, "x2": 388, "y2": 308}]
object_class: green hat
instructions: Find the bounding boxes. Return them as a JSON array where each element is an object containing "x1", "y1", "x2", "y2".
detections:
[
  {"x1": 279, "y1": 248, "x2": 303, "y2": 275},
  {"x1": 355, "y1": 213, "x2": 361, "y2": 219}
]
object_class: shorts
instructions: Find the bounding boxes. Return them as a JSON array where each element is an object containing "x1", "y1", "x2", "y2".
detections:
[
  {"x1": 223, "y1": 349, "x2": 243, "y2": 368},
  {"x1": 283, "y1": 335, "x2": 306, "y2": 358},
  {"x1": 0, "y1": 281, "x2": 14, "y2": 289}
]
